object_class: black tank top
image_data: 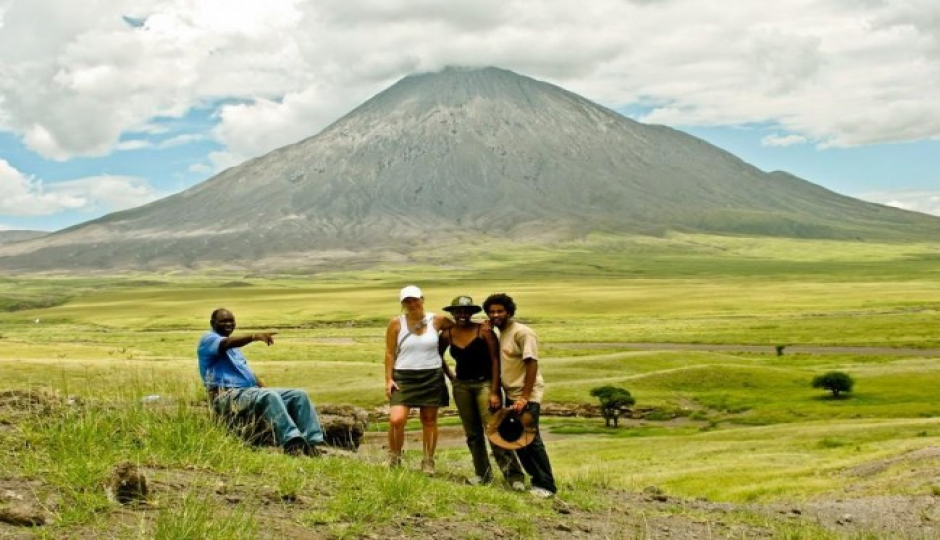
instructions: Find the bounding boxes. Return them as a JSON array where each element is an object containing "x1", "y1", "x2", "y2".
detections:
[{"x1": 447, "y1": 326, "x2": 491, "y2": 381}]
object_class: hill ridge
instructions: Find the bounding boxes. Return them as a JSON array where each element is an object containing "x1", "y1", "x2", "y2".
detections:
[{"x1": 0, "y1": 66, "x2": 936, "y2": 271}]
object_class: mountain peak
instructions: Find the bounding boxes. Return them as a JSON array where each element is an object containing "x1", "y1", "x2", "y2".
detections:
[{"x1": 0, "y1": 66, "x2": 936, "y2": 271}]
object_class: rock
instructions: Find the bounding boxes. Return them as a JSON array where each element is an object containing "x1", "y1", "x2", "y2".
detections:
[
  {"x1": 0, "y1": 503, "x2": 46, "y2": 527},
  {"x1": 0, "y1": 389, "x2": 65, "y2": 424},
  {"x1": 1, "y1": 490, "x2": 23, "y2": 502},
  {"x1": 260, "y1": 485, "x2": 279, "y2": 502},
  {"x1": 106, "y1": 461, "x2": 149, "y2": 505},
  {"x1": 141, "y1": 395, "x2": 173, "y2": 407},
  {"x1": 553, "y1": 499, "x2": 572, "y2": 514},
  {"x1": 318, "y1": 404, "x2": 369, "y2": 450},
  {"x1": 539, "y1": 402, "x2": 602, "y2": 418}
]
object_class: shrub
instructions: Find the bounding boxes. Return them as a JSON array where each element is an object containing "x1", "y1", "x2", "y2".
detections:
[
  {"x1": 811, "y1": 371, "x2": 854, "y2": 398},
  {"x1": 589, "y1": 386, "x2": 635, "y2": 428}
]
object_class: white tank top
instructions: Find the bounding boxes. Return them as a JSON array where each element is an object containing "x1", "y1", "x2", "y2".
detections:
[{"x1": 395, "y1": 313, "x2": 441, "y2": 370}]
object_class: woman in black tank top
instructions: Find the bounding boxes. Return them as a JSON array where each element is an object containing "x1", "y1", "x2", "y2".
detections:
[{"x1": 440, "y1": 296, "x2": 525, "y2": 485}]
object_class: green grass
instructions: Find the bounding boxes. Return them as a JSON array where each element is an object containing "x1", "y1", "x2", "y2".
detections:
[
  {"x1": 3, "y1": 233, "x2": 940, "y2": 535},
  {"x1": 5, "y1": 393, "x2": 558, "y2": 537},
  {"x1": 556, "y1": 417, "x2": 940, "y2": 501}
]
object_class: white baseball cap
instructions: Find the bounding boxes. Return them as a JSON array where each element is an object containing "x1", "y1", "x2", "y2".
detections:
[{"x1": 399, "y1": 285, "x2": 423, "y2": 301}]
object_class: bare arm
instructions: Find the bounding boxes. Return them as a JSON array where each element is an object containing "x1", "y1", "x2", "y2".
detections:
[
  {"x1": 512, "y1": 357, "x2": 539, "y2": 413},
  {"x1": 439, "y1": 329, "x2": 455, "y2": 382},
  {"x1": 385, "y1": 317, "x2": 401, "y2": 400},
  {"x1": 219, "y1": 331, "x2": 277, "y2": 353},
  {"x1": 482, "y1": 328, "x2": 502, "y2": 409},
  {"x1": 513, "y1": 329, "x2": 539, "y2": 413},
  {"x1": 435, "y1": 313, "x2": 454, "y2": 331}
]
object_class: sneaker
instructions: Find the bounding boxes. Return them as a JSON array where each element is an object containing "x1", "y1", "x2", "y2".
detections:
[
  {"x1": 421, "y1": 457, "x2": 436, "y2": 475},
  {"x1": 511, "y1": 481, "x2": 526, "y2": 492},
  {"x1": 530, "y1": 487, "x2": 554, "y2": 499}
]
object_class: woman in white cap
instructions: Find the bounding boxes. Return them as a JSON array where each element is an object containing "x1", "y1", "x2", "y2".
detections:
[{"x1": 384, "y1": 285, "x2": 454, "y2": 473}]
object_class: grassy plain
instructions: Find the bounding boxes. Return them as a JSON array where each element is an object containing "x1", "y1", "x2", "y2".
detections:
[{"x1": 2, "y1": 232, "x2": 940, "y2": 537}]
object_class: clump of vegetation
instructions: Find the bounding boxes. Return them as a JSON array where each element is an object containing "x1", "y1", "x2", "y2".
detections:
[
  {"x1": 589, "y1": 386, "x2": 635, "y2": 427},
  {"x1": 812, "y1": 371, "x2": 854, "y2": 398},
  {"x1": 0, "y1": 294, "x2": 73, "y2": 312}
]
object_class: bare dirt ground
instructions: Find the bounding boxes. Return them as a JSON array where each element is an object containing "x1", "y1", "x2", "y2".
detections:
[
  {"x1": 5, "y1": 454, "x2": 940, "y2": 539},
  {"x1": 356, "y1": 426, "x2": 940, "y2": 538}
]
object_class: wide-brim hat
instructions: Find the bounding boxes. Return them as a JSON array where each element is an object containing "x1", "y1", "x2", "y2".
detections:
[
  {"x1": 443, "y1": 295, "x2": 482, "y2": 314},
  {"x1": 486, "y1": 408, "x2": 536, "y2": 450}
]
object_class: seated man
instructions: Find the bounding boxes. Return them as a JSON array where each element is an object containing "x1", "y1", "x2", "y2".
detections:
[{"x1": 197, "y1": 308, "x2": 325, "y2": 456}]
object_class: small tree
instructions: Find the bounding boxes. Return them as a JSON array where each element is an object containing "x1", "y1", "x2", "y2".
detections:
[
  {"x1": 812, "y1": 371, "x2": 854, "y2": 398},
  {"x1": 590, "y1": 386, "x2": 635, "y2": 427}
]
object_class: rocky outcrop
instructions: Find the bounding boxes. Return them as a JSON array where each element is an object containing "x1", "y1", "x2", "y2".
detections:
[{"x1": 319, "y1": 404, "x2": 369, "y2": 451}]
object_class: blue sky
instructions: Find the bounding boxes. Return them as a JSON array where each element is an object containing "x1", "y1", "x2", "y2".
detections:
[
  {"x1": 2, "y1": 0, "x2": 939, "y2": 231},
  {"x1": 681, "y1": 126, "x2": 940, "y2": 199}
]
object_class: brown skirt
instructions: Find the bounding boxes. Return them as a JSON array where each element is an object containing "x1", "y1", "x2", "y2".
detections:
[{"x1": 389, "y1": 368, "x2": 449, "y2": 408}]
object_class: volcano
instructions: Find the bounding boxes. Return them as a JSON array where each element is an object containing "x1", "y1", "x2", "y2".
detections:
[{"x1": 1, "y1": 66, "x2": 936, "y2": 271}]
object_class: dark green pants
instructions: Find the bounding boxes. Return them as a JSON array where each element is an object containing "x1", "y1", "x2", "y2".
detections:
[{"x1": 453, "y1": 379, "x2": 523, "y2": 483}]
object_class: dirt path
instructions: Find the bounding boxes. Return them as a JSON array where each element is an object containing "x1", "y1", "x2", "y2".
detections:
[{"x1": 552, "y1": 342, "x2": 940, "y2": 356}]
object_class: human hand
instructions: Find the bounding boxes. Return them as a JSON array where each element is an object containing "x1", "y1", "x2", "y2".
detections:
[
  {"x1": 488, "y1": 394, "x2": 501, "y2": 410},
  {"x1": 385, "y1": 380, "x2": 399, "y2": 400},
  {"x1": 511, "y1": 398, "x2": 528, "y2": 414},
  {"x1": 253, "y1": 332, "x2": 277, "y2": 345}
]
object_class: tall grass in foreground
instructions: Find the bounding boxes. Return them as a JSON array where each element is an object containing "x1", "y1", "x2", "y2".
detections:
[
  {"x1": 15, "y1": 393, "x2": 248, "y2": 527},
  {"x1": 152, "y1": 491, "x2": 259, "y2": 539},
  {"x1": 7, "y1": 385, "x2": 560, "y2": 537}
]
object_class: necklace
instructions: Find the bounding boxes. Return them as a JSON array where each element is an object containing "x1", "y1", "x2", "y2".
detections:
[{"x1": 408, "y1": 315, "x2": 427, "y2": 332}]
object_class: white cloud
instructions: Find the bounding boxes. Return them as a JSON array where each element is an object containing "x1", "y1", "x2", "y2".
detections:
[
  {"x1": 0, "y1": 158, "x2": 86, "y2": 215},
  {"x1": 157, "y1": 133, "x2": 208, "y2": 148},
  {"x1": 761, "y1": 133, "x2": 808, "y2": 147},
  {"x1": 0, "y1": 158, "x2": 162, "y2": 216},
  {"x1": 114, "y1": 133, "x2": 209, "y2": 152},
  {"x1": 188, "y1": 162, "x2": 211, "y2": 174},
  {"x1": 51, "y1": 175, "x2": 165, "y2": 214},
  {"x1": 115, "y1": 139, "x2": 151, "y2": 151},
  {"x1": 1, "y1": 0, "x2": 940, "y2": 165},
  {"x1": 856, "y1": 190, "x2": 940, "y2": 217}
]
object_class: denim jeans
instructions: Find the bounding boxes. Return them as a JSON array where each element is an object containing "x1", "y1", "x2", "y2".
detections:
[
  {"x1": 213, "y1": 387, "x2": 325, "y2": 448},
  {"x1": 452, "y1": 379, "x2": 524, "y2": 483},
  {"x1": 505, "y1": 399, "x2": 557, "y2": 493}
]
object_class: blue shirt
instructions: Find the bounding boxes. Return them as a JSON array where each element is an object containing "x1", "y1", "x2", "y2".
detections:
[{"x1": 197, "y1": 330, "x2": 258, "y2": 389}]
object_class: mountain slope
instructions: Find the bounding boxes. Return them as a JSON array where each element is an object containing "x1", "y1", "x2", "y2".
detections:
[{"x1": 0, "y1": 66, "x2": 936, "y2": 271}]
